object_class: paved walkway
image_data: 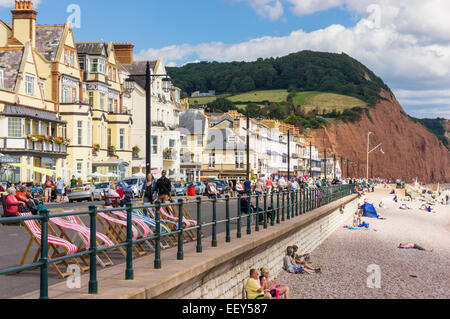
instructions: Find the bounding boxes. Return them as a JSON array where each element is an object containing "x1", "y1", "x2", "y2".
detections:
[{"x1": 275, "y1": 187, "x2": 450, "y2": 299}]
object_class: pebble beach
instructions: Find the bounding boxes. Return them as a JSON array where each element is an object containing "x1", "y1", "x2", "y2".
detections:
[{"x1": 275, "y1": 187, "x2": 450, "y2": 299}]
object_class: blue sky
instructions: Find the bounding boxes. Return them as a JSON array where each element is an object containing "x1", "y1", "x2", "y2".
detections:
[{"x1": 1, "y1": 0, "x2": 449, "y2": 119}]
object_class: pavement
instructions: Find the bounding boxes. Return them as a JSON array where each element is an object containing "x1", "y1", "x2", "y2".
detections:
[
  {"x1": 275, "y1": 187, "x2": 450, "y2": 299},
  {"x1": 0, "y1": 194, "x2": 258, "y2": 299}
]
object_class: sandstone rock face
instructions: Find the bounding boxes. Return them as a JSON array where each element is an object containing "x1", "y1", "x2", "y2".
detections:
[{"x1": 312, "y1": 91, "x2": 450, "y2": 183}]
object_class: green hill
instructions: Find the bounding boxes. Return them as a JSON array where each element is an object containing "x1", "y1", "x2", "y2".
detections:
[{"x1": 168, "y1": 50, "x2": 391, "y2": 107}]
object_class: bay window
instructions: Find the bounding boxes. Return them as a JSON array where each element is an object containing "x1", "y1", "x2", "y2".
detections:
[{"x1": 8, "y1": 118, "x2": 23, "y2": 137}]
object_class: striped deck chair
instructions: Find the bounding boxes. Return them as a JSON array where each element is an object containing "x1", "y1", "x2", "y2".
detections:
[
  {"x1": 108, "y1": 210, "x2": 151, "y2": 255},
  {"x1": 133, "y1": 209, "x2": 173, "y2": 249},
  {"x1": 136, "y1": 208, "x2": 178, "y2": 247},
  {"x1": 17, "y1": 212, "x2": 81, "y2": 279},
  {"x1": 52, "y1": 214, "x2": 114, "y2": 268},
  {"x1": 96, "y1": 212, "x2": 141, "y2": 258},
  {"x1": 165, "y1": 203, "x2": 201, "y2": 241},
  {"x1": 163, "y1": 203, "x2": 196, "y2": 242}
]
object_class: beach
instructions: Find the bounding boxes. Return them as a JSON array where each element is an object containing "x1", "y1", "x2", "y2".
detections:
[{"x1": 275, "y1": 187, "x2": 450, "y2": 299}]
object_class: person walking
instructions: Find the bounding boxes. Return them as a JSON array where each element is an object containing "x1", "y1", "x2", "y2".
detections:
[
  {"x1": 142, "y1": 173, "x2": 156, "y2": 203},
  {"x1": 44, "y1": 176, "x2": 54, "y2": 203},
  {"x1": 55, "y1": 177, "x2": 65, "y2": 203},
  {"x1": 155, "y1": 170, "x2": 172, "y2": 203}
]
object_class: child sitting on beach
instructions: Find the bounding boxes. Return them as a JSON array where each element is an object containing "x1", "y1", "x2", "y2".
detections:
[{"x1": 378, "y1": 201, "x2": 385, "y2": 208}]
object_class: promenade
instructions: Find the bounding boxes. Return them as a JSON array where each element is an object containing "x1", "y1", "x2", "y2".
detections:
[{"x1": 275, "y1": 187, "x2": 450, "y2": 299}]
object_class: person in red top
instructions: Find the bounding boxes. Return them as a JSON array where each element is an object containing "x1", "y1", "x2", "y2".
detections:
[
  {"x1": 265, "y1": 178, "x2": 273, "y2": 194},
  {"x1": 5, "y1": 188, "x2": 25, "y2": 217}
]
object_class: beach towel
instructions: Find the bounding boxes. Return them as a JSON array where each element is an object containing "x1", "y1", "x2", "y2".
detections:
[{"x1": 344, "y1": 226, "x2": 377, "y2": 232}]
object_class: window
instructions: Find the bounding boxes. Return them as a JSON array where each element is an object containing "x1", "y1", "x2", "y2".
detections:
[
  {"x1": 99, "y1": 93, "x2": 105, "y2": 110},
  {"x1": 77, "y1": 162, "x2": 82, "y2": 174},
  {"x1": 63, "y1": 87, "x2": 69, "y2": 103},
  {"x1": 79, "y1": 57, "x2": 85, "y2": 71},
  {"x1": 25, "y1": 75, "x2": 35, "y2": 95},
  {"x1": 8, "y1": 118, "x2": 22, "y2": 137},
  {"x1": 71, "y1": 87, "x2": 77, "y2": 102},
  {"x1": 90, "y1": 59, "x2": 98, "y2": 73},
  {"x1": 114, "y1": 99, "x2": 118, "y2": 113},
  {"x1": 152, "y1": 136, "x2": 158, "y2": 154},
  {"x1": 77, "y1": 121, "x2": 83, "y2": 145},
  {"x1": 209, "y1": 153, "x2": 215, "y2": 168},
  {"x1": 119, "y1": 129, "x2": 124, "y2": 149},
  {"x1": 88, "y1": 92, "x2": 94, "y2": 106},
  {"x1": 0, "y1": 69, "x2": 4, "y2": 89},
  {"x1": 26, "y1": 121, "x2": 31, "y2": 135},
  {"x1": 181, "y1": 135, "x2": 187, "y2": 146},
  {"x1": 40, "y1": 79, "x2": 45, "y2": 99},
  {"x1": 197, "y1": 135, "x2": 203, "y2": 146},
  {"x1": 64, "y1": 49, "x2": 69, "y2": 65},
  {"x1": 235, "y1": 151, "x2": 244, "y2": 169},
  {"x1": 228, "y1": 136, "x2": 236, "y2": 143},
  {"x1": 108, "y1": 98, "x2": 113, "y2": 113},
  {"x1": 98, "y1": 59, "x2": 105, "y2": 74},
  {"x1": 107, "y1": 129, "x2": 111, "y2": 148},
  {"x1": 70, "y1": 51, "x2": 74, "y2": 67},
  {"x1": 41, "y1": 123, "x2": 48, "y2": 136},
  {"x1": 169, "y1": 139, "x2": 175, "y2": 149},
  {"x1": 87, "y1": 123, "x2": 91, "y2": 146}
]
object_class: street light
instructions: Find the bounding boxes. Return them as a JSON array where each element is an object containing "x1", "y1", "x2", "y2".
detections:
[
  {"x1": 126, "y1": 62, "x2": 172, "y2": 176},
  {"x1": 366, "y1": 131, "x2": 382, "y2": 181}
]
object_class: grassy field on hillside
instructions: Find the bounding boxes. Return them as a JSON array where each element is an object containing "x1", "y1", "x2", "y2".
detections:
[
  {"x1": 301, "y1": 93, "x2": 367, "y2": 113},
  {"x1": 228, "y1": 90, "x2": 289, "y2": 103},
  {"x1": 188, "y1": 90, "x2": 367, "y2": 115}
]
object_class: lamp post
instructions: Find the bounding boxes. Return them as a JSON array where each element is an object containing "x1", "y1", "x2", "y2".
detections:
[
  {"x1": 366, "y1": 131, "x2": 382, "y2": 181},
  {"x1": 287, "y1": 130, "x2": 290, "y2": 181},
  {"x1": 125, "y1": 62, "x2": 172, "y2": 177},
  {"x1": 246, "y1": 110, "x2": 250, "y2": 181}
]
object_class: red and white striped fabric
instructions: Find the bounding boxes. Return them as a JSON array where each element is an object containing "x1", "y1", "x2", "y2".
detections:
[
  {"x1": 66, "y1": 215, "x2": 115, "y2": 248},
  {"x1": 164, "y1": 203, "x2": 198, "y2": 227},
  {"x1": 98, "y1": 212, "x2": 138, "y2": 240},
  {"x1": 19, "y1": 213, "x2": 78, "y2": 256},
  {"x1": 108, "y1": 210, "x2": 151, "y2": 238},
  {"x1": 51, "y1": 215, "x2": 115, "y2": 249}
]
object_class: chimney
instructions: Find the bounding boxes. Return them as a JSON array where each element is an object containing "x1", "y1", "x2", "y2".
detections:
[
  {"x1": 113, "y1": 43, "x2": 135, "y2": 64},
  {"x1": 11, "y1": 0, "x2": 37, "y2": 48}
]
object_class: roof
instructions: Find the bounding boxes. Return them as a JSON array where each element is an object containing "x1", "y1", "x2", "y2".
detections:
[
  {"x1": 75, "y1": 42, "x2": 107, "y2": 56},
  {"x1": 0, "y1": 48, "x2": 24, "y2": 90},
  {"x1": 36, "y1": 25, "x2": 65, "y2": 61},
  {"x1": 178, "y1": 110, "x2": 207, "y2": 135},
  {"x1": 120, "y1": 61, "x2": 157, "y2": 90},
  {"x1": 205, "y1": 128, "x2": 250, "y2": 151},
  {"x1": 2, "y1": 104, "x2": 65, "y2": 124},
  {"x1": 209, "y1": 113, "x2": 234, "y2": 124}
]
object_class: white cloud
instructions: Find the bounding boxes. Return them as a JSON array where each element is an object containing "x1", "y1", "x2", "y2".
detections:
[
  {"x1": 137, "y1": 0, "x2": 450, "y2": 118},
  {"x1": 232, "y1": 0, "x2": 284, "y2": 20}
]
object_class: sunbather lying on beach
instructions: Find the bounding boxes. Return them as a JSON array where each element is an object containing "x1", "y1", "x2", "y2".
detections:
[
  {"x1": 398, "y1": 243, "x2": 433, "y2": 252},
  {"x1": 399, "y1": 203, "x2": 411, "y2": 210}
]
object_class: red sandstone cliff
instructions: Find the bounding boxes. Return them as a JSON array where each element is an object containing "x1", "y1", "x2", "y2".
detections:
[{"x1": 312, "y1": 91, "x2": 450, "y2": 183}]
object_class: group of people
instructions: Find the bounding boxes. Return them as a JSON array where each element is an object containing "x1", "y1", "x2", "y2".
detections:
[
  {"x1": 2, "y1": 185, "x2": 48, "y2": 217},
  {"x1": 245, "y1": 244, "x2": 321, "y2": 299},
  {"x1": 141, "y1": 170, "x2": 173, "y2": 204}
]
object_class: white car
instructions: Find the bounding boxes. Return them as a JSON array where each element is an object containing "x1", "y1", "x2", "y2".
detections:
[{"x1": 122, "y1": 177, "x2": 145, "y2": 198}]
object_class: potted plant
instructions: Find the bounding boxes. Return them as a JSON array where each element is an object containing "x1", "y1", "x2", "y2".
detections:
[
  {"x1": 132, "y1": 146, "x2": 141, "y2": 158},
  {"x1": 93, "y1": 143, "x2": 100, "y2": 155}
]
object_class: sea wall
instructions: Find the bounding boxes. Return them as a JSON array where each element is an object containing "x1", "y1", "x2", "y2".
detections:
[{"x1": 158, "y1": 195, "x2": 358, "y2": 299}]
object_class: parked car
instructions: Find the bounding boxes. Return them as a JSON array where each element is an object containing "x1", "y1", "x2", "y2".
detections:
[
  {"x1": 92, "y1": 182, "x2": 114, "y2": 200},
  {"x1": 186, "y1": 181, "x2": 206, "y2": 195},
  {"x1": 396, "y1": 181, "x2": 405, "y2": 189},
  {"x1": 122, "y1": 177, "x2": 145, "y2": 198},
  {"x1": 67, "y1": 183, "x2": 96, "y2": 202},
  {"x1": 171, "y1": 182, "x2": 187, "y2": 196}
]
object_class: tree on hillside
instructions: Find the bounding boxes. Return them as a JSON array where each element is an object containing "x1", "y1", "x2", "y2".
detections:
[
  {"x1": 208, "y1": 98, "x2": 236, "y2": 113},
  {"x1": 246, "y1": 103, "x2": 261, "y2": 118}
]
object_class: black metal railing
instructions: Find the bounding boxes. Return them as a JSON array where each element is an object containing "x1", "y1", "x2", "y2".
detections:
[{"x1": 0, "y1": 184, "x2": 356, "y2": 299}]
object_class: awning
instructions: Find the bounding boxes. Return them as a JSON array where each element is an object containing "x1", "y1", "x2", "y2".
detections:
[{"x1": 9, "y1": 163, "x2": 56, "y2": 176}]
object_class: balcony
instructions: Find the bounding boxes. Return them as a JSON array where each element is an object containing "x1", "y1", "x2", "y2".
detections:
[
  {"x1": 163, "y1": 149, "x2": 177, "y2": 161},
  {"x1": 0, "y1": 137, "x2": 67, "y2": 155}
]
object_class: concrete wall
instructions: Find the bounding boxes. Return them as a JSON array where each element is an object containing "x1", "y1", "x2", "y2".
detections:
[{"x1": 164, "y1": 195, "x2": 358, "y2": 299}]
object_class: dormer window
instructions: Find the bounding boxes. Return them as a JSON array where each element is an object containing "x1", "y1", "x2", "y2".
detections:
[{"x1": 89, "y1": 58, "x2": 105, "y2": 74}]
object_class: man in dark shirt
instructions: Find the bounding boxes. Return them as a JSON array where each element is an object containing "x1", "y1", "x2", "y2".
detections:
[{"x1": 155, "y1": 170, "x2": 172, "y2": 203}]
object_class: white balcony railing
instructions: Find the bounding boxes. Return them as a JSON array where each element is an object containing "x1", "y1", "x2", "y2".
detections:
[{"x1": 0, "y1": 137, "x2": 67, "y2": 154}]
